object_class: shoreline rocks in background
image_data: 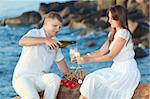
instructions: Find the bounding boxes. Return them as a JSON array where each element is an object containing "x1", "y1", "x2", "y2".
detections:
[
  {"x1": 0, "y1": 0, "x2": 149, "y2": 57},
  {"x1": 0, "y1": 11, "x2": 41, "y2": 25}
]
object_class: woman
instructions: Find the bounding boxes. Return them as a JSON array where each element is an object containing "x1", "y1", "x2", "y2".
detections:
[{"x1": 76, "y1": 5, "x2": 140, "y2": 99}]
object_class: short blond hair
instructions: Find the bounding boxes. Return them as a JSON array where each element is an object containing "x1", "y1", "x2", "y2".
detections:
[{"x1": 45, "y1": 11, "x2": 63, "y2": 23}]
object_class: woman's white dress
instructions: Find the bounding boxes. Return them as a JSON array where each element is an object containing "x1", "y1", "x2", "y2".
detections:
[{"x1": 80, "y1": 29, "x2": 141, "y2": 99}]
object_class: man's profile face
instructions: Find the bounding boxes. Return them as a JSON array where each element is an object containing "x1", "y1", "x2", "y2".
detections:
[{"x1": 44, "y1": 18, "x2": 62, "y2": 36}]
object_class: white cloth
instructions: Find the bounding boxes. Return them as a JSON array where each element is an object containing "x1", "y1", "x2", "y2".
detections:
[
  {"x1": 13, "y1": 28, "x2": 64, "y2": 79},
  {"x1": 80, "y1": 29, "x2": 140, "y2": 99},
  {"x1": 13, "y1": 73, "x2": 61, "y2": 99},
  {"x1": 12, "y1": 28, "x2": 64, "y2": 99}
]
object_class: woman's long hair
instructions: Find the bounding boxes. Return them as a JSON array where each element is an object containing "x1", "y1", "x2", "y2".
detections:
[{"x1": 107, "y1": 5, "x2": 131, "y2": 44}]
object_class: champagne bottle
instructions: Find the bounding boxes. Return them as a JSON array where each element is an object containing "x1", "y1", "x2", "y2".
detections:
[
  {"x1": 58, "y1": 41, "x2": 76, "y2": 48},
  {"x1": 49, "y1": 40, "x2": 76, "y2": 49}
]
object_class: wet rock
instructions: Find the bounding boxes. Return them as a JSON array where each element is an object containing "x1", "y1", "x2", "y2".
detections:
[
  {"x1": 68, "y1": 20, "x2": 94, "y2": 36},
  {"x1": 39, "y1": 1, "x2": 76, "y2": 16},
  {"x1": 136, "y1": 0, "x2": 149, "y2": 17},
  {"x1": 63, "y1": 14, "x2": 83, "y2": 26},
  {"x1": 128, "y1": 20, "x2": 138, "y2": 33},
  {"x1": 74, "y1": 1, "x2": 97, "y2": 14},
  {"x1": 133, "y1": 33, "x2": 150, "y2": 48},
  {"x1": 132, "y1": 22, "x2": 149, "y2": 39},
  {"x1": 128, "y1": 10, "x2": 145, "y2": 21},
  {"x1": 13, "y1": 83, "x2": 150, "y2": 99},
  {"x1": 4, "y1": 11, "x2": 41, "y2": 25},
  {"x1": 87, "y1": 41, "x2": 96, "y2": 47},
  {"x1": 97, "y1": 0, "x2": 114, "y2": 11},
  {"x1": 134, "y1": 46, "x2": 148, "y2": 58},
  {"x1": 132, "y1": 83, "x2": 150, "y2": 99},
  {"x1": 0, "y1": 19, "x2": 5, "y2": 26},
  {"x1": 69, "y1": 20, "x2": 86, "y2": 30},
  {"x1": 60, "y1": 7, "x2": 70, "y2": 18}
]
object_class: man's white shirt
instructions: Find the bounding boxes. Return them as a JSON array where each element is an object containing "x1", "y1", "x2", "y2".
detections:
[{"x1": 13, "y1": 28, "x2": 64, "y2": 79}]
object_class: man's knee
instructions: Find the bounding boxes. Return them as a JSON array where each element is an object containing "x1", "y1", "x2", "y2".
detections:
[
  {"x1": 42, "y1": 73, "x2": 61, "y2": 85},
  {"x1": 20, "y1": 94, "x2": 40, "y2": 99}
]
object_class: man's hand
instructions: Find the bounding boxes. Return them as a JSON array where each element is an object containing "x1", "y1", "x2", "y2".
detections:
[{"x1": 45, "y1": 38, "x2": 61, "y2": 49}]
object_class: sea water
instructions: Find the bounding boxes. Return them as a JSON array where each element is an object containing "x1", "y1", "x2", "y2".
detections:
[{"x1": 0, "y1": 25, "x2": 149, "y2": 99}]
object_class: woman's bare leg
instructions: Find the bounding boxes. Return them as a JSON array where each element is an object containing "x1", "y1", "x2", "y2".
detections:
[{"x1": 79, "y1": 95, "x2": 87, "y2": 99}]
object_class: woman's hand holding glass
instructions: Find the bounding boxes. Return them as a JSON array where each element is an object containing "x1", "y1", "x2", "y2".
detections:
[
  {"x1": 76, "y1": 56, "x2": 88, "y2": 64},
  {"x1": 70, "y1": 48, "x2": 80, "y2": 62}
]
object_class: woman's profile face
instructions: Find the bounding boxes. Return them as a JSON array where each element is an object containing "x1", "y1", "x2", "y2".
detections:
[{"x1": 108, "y1": 11, "x2": 120, "y2": 28}]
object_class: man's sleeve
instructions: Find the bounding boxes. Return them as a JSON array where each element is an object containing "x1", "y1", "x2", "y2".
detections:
[
  {"x1": 23, "y1": 29, "x2": 39, "y2": 37},
  {"x1": 55, "y1": 49, "x2": 64, "y2": 62}
]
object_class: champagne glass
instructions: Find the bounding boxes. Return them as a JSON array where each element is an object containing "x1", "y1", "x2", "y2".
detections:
[
  {"x1": 69, "y1": 48, "x2": 76, "y2": 63},
  {"x1": 69, "y1": 47, "x2": 79, "y2": 69},
  {"x1": 75, "y1": 50, "x2": 80, "y2": 57}
]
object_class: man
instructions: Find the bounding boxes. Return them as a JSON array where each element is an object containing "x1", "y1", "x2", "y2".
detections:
[{"x1": 12, "y1": 12, "x2": 69, "y2": 99}]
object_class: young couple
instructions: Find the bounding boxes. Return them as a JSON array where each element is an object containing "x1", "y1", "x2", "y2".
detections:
[{"x1": 12, "y1": 5, "x2": 140, "y2": 99}]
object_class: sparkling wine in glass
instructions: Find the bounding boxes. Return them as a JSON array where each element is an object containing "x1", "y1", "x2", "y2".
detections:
[{"x1": 69, "y1": 48, "x2": 76, "y2": 63}]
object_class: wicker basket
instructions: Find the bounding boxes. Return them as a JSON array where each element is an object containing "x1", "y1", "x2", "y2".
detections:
[{"x1": 57, "y1": 68, "x2": 86, "y2": 99}]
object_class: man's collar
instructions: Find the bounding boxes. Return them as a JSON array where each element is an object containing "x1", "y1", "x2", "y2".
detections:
[{"x1": 40, "y1": 27, "x2": 46, "y2": 37}]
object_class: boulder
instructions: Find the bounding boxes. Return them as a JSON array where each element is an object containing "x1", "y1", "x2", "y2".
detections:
[
  {"x1": 39, "y1": 1, "x2": 76, "y2": 16},
  {"x1": 87, "y1": 41, "x2": 96, "y2": 47},
  {"x1": 60, "y1": 7, "x2": 70, "y2": 18},
  {"x1": 134, "y1": 46, "x2": 148, "y2": 58},
  {"x1": 4, "y1": 11, "x2": 41, "y2": 25},
  {"x1": 0, "y1": 19, "x2": 5, "y2": 26},
  {"x1": 13, "y1": 83, "x2": 150, "y2": 99},
  {"x1": 97, "y1": 0, "x2": 114, "y2": 11},
  {"x1": 132, "y1": 22, "x2": 149, "y2": 39},
  {"x1": 132, "y1": 83, "x2": 150, "y2": 99}
]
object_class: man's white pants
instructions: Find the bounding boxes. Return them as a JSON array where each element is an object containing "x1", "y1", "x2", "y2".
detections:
[{"x1": 12, "y1": 73, "x2": 61, "y2": 99}]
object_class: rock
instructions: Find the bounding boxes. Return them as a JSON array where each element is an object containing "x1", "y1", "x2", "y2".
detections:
[
  {"x1": 39, "y1": 1, "x2": 76, "y2": 16},
  {"x1": 87, "y1": 41, "x2": 96, "y2": 47},
  {"x1": 97, "y1": 0, "x2": 114, "y2": 11},
  {"x1": 116, "y1": 0, "x2": 127, "y2": 7},
  {"x1": 63, "y1": 14, "x2": 83, "y2": 26},
  {"x1": 132, "y1": 83, "x2": 150, "y2": 99},
  {"x1": 69, "y1": 20, "x2": 87, "y2": 30},
  {"x1": 0, "y1": 19, "x2": 5, "y2": 26},
  {"x1": 136, "y1": 0, "x2": 149, "y2": 17},
  {"x1": 141, "y1": 39, "x2": 150, "y2": 48},
  {"x1": 13, "y1": 83, "x2": 150, "y2": 99},
  {"x1": 132, "y1": 22, "x2": 149, "y2": 39},
  {"x1": 128, "y1": 20, "x2": 138, "y2": 33},
  {"x1": 133, "y1": 33, "x2": 150, "y2": 48},
  {"x1": 39, "y1": 2, "x2": 62, "y2": 16},
  {"x1": 60, "y1": 7, "x2": 70, "y2": 18},
  {"x1": 128, "y1": 10, "x2": 145, "y2": 21},
  {"x1": 4, "y1": 11, "x2": 41, "y2": 25},
  {"x1": 134, "y1": 46, "x2": 148, "y2": 58},
  {"x1": 74, "y1": 1, "x2": 96, "y2": 14}
]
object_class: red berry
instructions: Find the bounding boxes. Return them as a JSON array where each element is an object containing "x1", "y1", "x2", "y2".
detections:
[
  {"x1": 63, "y1": 82, "x2": 67, "y2": 87},
  {"x1": 70, "y1": 82, "x2": 76, "y2": 88},
  {"x1": 66, "y1": 81, "x2": 72, "y2": 87},
  {"x1": 60, "y1": 80, "x2": 65, "y2": 85}
]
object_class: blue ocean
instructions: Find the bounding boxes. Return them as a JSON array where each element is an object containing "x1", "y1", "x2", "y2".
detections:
[
  {"x1": 0, "y1": 1, "x2": 149, "y2": 99},
  {"x1": 0, "y1": 25, "x2": 149, "y2": 99}
]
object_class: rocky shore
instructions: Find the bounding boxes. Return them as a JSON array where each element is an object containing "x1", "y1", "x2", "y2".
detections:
[
  {"x1": 0, "y1": 0, "x2": 149, "y2": 58},
  {"x1": 13, "y1": 83, "x2": 150, "y2": 99}
]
